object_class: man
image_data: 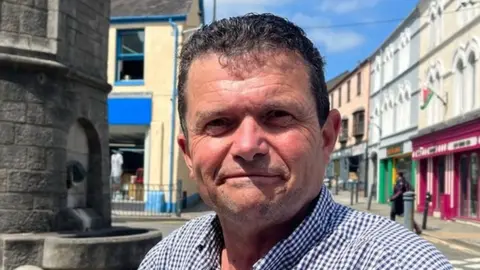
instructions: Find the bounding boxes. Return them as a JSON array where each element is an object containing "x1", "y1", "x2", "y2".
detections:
[
  {"x1": 139, "y1": 13, "x2": 452, "y2": 270},
  {"x1": 389, "y1": 172, "x2": 422, "y2": 234}
]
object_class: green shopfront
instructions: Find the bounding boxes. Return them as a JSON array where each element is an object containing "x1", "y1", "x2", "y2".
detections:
[{"x1": 377, "y1": 142, "x2": 417, "y2": 204}]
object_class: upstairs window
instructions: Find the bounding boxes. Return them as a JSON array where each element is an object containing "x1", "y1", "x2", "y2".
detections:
[
  {"x1": 398, "y1": 28, "x2": 411, "y2": 74},
  {"x1": 353, "y1": 110, "x2": 365, "y2": 137},
  {"x1": 116, "y1": 29, "x2": 145, "y2": 85},
  {"x1": 357, "y1": 72, "x2": 362, "y2": 96}
]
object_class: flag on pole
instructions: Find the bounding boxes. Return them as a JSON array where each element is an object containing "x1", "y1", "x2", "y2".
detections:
[{"x1": 420, "y1": 86, "x2": 434, "y2": 110}]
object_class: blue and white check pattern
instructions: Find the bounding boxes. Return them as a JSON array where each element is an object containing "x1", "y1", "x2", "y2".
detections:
[{"x1": 139, "y1": 185, "x2": 453, "y2": 269}]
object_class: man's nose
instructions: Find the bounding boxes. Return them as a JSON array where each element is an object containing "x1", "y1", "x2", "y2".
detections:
[{"x1": 230, "y1": 117, "x2": 268, "y2": 161}]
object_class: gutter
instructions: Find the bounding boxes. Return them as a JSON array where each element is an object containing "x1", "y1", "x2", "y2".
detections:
[{"x1": 167, "y1": 18, "x2": 179, "y2": 213}]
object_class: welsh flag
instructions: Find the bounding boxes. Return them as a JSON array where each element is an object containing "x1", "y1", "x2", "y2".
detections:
[{"x1": 420, "y1": 86, "x2": 434, "y2": 110}]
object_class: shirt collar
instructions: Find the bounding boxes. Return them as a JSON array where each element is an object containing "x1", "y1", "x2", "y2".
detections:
[{"x1": 195, "y1": 185, "x2": 338, "y2": 268}]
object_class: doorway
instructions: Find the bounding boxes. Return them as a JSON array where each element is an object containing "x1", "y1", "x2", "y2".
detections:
[{"x1": 458, "y1": 152, "x2": 479, "y2": 220}]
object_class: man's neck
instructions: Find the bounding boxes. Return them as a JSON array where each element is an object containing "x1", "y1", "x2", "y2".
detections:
[{"x1": 218, "y1": 196, "x2": 318, "y2": 270}]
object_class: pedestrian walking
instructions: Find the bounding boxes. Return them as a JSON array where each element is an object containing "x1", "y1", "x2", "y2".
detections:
[{"x1": 389, "y1": 172, "x2": 422, "y2": 234}]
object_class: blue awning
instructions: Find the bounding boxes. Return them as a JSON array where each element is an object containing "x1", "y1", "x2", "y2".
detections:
[{"x1": 108, "y1": 97, "x2": 152, "y2": 125}]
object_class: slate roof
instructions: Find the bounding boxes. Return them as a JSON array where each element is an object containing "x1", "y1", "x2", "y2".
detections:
[
  {"x1": 111, "y1": 0, "x2": 194, "y2": 17},
  {"x1": 326, "y1": 71, "x2": 349, "y2": 92}
]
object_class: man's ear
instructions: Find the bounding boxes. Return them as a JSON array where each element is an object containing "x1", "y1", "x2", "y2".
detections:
[
  {"x1": 178, "y1": 133, "x2": 193, "y2": 174},
  {"x1": 321, "y1": 109, "x2": 341, "y2": 157}
]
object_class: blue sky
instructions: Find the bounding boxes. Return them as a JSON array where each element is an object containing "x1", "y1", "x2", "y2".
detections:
[{"x1": 203, "y1": 0, "x2": 418, "y2": 81}]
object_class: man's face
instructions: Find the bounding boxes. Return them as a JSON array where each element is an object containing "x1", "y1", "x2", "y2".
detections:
[{"x1": 178, "y1": 51, "x2": 340, "y2": 223}]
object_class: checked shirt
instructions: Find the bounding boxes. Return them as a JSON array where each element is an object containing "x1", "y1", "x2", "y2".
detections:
[{"x1": 138, "y1": 185, "x2": 452, "y2": 270}]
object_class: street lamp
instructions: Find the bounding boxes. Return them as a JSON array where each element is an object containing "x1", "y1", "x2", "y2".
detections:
[{"x1": 367, "y1": 116, "x2": 382, "y2": 210}]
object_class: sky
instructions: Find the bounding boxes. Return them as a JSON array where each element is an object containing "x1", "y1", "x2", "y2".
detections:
[{"x1": 202, "y1": 0, "x2": 418, "y2": 81}]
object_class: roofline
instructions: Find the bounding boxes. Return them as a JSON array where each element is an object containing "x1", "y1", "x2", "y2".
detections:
[
  {"x1": 368, "y1": 4, "x2": 420, "y2": 60},
  {"x1": 328, "y1": 59, "x2": 370, "y2": 91},
  {"x1": 110, "y1": 14, "x2": 187, "y2": 24}
]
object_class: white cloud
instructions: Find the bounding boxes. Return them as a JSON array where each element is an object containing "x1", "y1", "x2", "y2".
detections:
[
  {"x1": 204, "y1": 0, "x2": 293, "y2": 21},
  {"x1": 318, "y1": 0, "x2": 381, "y2": 14},
  {"x1": 291, "y1": 13, "x2": 365, "y2": 53},
  {"x1": 202, "y1": 2, "x2": 365, "y2": 53}
]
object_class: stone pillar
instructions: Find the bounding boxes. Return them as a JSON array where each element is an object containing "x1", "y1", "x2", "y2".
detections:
[{"x1": 0, "y1": 0, "x2": 111, "y2": 233}]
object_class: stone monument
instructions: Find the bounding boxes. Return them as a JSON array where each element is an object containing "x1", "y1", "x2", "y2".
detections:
[{"x1": 0, "y1": 1, "x2": 162, "y2": 269}]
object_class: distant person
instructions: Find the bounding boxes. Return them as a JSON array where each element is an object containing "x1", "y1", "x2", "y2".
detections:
[
  {"x1": 389, "y1": 172, "x2": 422, "y2": 234},
  {"x1": 139, "y1": 13, "x2": 451, "y2": 269}
]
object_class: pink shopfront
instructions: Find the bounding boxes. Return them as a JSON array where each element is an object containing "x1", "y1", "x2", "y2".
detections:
[{"x1": 412, "y1": 118, "x2": 480, "y2": 222}]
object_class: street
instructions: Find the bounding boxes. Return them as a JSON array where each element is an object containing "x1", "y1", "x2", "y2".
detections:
[
  {"x1": 434, "y1": 241, "x2": 480, "y2": 269},
  {"x1": 117, "y1": 217, "x2": 480, "y2": 268}
]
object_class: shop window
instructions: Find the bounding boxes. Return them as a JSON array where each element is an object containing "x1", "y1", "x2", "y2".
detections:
[
  {"x1": 436, "y1": 156, "x2": 445, "y2": 209},
  {"x1": 460, "y1": 154, "x2": 469, "y2": 217},
  {"x1": 116, "y1": 29, "x2": 145, "y2": 85},
  {"x1": 470, "y1": 153, "x2": 478, "y2": 218}
]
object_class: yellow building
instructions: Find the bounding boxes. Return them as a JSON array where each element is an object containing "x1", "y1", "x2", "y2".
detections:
[
  {"x1": 107, "y1": 0, "x2": 205, "y2": 213},
  {"x1": 411, "y1": 0, "x2": 480, "y2": 220}
]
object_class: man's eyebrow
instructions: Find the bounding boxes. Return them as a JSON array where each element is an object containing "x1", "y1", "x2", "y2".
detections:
[{"x1": 194, "y1": 100, "x2": 303, "y2": 120}]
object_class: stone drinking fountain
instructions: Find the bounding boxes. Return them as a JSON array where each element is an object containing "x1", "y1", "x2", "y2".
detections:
[{"x1": 0, "y1": 1, "x2": 162, "y2": 269}]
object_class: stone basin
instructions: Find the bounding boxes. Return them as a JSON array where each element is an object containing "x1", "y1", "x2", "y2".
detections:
[{"x1": 1, "y1": 227, "x2": 162, "y2": 270}]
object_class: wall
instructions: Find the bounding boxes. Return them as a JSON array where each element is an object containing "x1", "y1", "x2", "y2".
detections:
[
  {"x1": 106, "y1": 20, "x2": 198, "y2": 205},
  {"x1": 331, "y1": 62, "x2": 371, "y2": 151},
  {"x1": 417, "y1": 0, "x2": 480, "y2": 129}
]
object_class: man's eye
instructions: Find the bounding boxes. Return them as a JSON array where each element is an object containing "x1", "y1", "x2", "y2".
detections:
[
  {"x1": 266, "y1": 110, "x2": 294, "y2": 125},
  {"x1": 205, "y1": 118, "x2": 231, "y2": 135}
]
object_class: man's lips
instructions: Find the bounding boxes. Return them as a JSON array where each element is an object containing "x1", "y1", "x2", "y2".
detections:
[{"x1": 217, "y1": 173, "x2": 283, "y2": 184}]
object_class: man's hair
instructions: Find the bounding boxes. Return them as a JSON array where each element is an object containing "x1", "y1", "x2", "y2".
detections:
[{"x1": 177, "y1": 13, "x2": 330, "y2": 135}]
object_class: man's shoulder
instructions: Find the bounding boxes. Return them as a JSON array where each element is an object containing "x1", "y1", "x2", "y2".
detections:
[
  {"x1": 332, "y1": 205, "x2": 451, "y2": 268},
  {"x1": 138, "y1": 213, "x2": 216, "y2": 269}
]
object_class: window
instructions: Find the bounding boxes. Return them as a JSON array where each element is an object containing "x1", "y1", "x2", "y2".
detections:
[
  {"x1": 347, "y1": 80, "x2": 351, "y2": 102},
  {"x1": 330, "y1": 93, "x2": 334, "y2": 109},
  {"x1": 467, "y1": 52, "x2": 477, "y2": 109},
  {"x1": 383, "y1": 45, "x2": 395, "y2": 84},
  {"x1": 398, "y1": 28, "x2": 411, "y2": 74},
  {"x1": 395, "y1": 81, "x2": 411, "y2": 132},
  {"x1": 426, "y1": 66, "x2": 444, "y2": 126},
  {"x1": 457, "y1": 0, "x2": 477, "y2": 26},
  {"x1": 429, "y1": 1, "x2": 443, "y2": 49},
  {"x1": 338, "y1": 87, "x2": 342, "y2": 107},
  {"x1": 454, "y1": 58, "x2": 466, "y2": 116},
  {"x1": 340, "y1": 118, "x2": 349, "y2": 141},
  {"x1": 353, "y1": 110, "x2": 365, "y2": 136},
  {"x1": 116, "y1": 29, "x2": 145, "y2": 85},
  {"x1": 374, "y1": 55, "x2": 382, "y2": 91},
  {"x1": 357, "y1": 72, "x2": 361, "y2": 96},
  {"x1": 371, "y1": 106, "x2": 381, "y2": 143}
]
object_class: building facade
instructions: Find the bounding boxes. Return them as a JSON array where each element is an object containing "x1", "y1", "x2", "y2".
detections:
[
  {"x1": 368, "y1": 6, "x2": 422, "y2": 204},
  {"x1": 412, "y1": 0, "x2": 480, "y2": 221},
  {"x1": 328, "y1": 61, "x2": 371, "y2": 193},
  {"x1": 107, "y1": 0, "x2": 205, "y2": 213}
]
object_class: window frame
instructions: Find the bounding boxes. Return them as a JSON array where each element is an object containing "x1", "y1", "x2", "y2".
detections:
[{"x1": 115, "y1": 29, "x2": 146, "y2": 86}]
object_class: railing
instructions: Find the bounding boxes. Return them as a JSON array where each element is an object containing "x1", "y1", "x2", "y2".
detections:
[{"x1": 111, "y1": 180, "x2": 183, "y2": 217}]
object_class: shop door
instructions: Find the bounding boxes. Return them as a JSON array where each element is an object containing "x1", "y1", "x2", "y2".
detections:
[
  {"x1": 435, "y1": 156, "x2": 446, "y2": 211},
  {"x1": 458, "y1": 153, "x2": 479, "y2": 219}
]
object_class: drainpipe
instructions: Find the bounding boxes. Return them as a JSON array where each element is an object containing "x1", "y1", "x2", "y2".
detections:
[{"x1": 167, "y1": 18, "x2": 179, "y2": 213}]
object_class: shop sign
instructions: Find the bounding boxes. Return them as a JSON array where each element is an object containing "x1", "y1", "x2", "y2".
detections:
[
  {"x1": 331, "y1": 148, "x2": 352, "y2": 159},
  {"x1": 351, "y1": 143, "x2": 366, "y2": 156},
  {"x1": 413, "y1": 136, "x2": 479, "y2": 159},
  {"x1": 387, "y1": 144, "x2": 403, "y2": 157}
]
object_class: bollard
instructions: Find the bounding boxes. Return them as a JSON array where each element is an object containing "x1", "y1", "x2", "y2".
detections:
[
  {"x1": 350, "y1": 182, "x2": 354, "y2": 205},
  {"x1": 335, "y1": 175, "x2": 339, "y2": 195},
  {"x1": 403, "y1": 191, "x2": 415, "y2": 231},
  {"x1": 367, "y1": 181, "x2": 376, "y2": 211},
  {"x1": 355, "y1": 181, "x2": 359, "y2": 204},
  {"x1": 422, "y1": 192, "x2": 432, "y2": 230}
]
